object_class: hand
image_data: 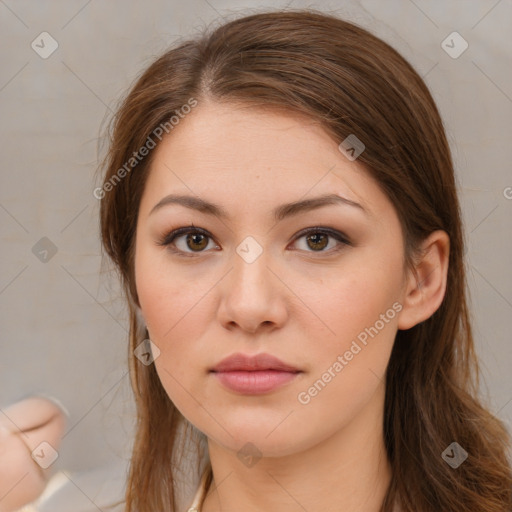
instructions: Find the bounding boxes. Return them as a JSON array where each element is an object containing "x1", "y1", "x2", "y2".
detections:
[{"x1": 0, "y1": 397, "x2": 67, "y2": 512}]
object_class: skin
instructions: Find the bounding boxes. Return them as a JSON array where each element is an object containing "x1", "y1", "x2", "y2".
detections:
[
  {"x1": 0, "y1": 397, "x2": 67, "y2": 512},
  {"x1": 134, "y1": 100, "x2": 449, "y2": 512}
]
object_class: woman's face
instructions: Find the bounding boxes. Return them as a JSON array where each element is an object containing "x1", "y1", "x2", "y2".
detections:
[{"x1": 134, "y1": 100, "x2": 408, "y2": 456}]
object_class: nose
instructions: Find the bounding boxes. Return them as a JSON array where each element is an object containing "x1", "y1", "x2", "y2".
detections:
[{"x1": 217, "y1": 249, "x2": 288, "y2": 334}]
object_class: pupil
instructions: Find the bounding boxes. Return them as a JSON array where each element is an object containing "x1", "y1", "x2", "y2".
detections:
[
  {"x1": 308, "y1": 233, "x2": 328, "y2": 250},
  {"x1": 187, "y1": 233, "x2": 207, "y2": 251}
]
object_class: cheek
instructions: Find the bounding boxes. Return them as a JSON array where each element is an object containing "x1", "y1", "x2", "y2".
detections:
[
  {"x1": 314, "y1": 254, "x2": 402, "y2": 348},
  {"x1": 299, "y1": 248, "x2": 402, "y2": 406},
  {"x1": 134, "y1": 246, "x2": 214, "y2": 403},
  {"x1": 136, "y1": 271, "x2": 205, "y2": 415},
  {"x1": 137, "y1": 273, "x2": 208, "y2": 370},
  {"x1": 135, "y1": 240, "x2": 206, "y2": 339},
  {"x1": 292, "y1": 273, "x2": 399, "y2": 438}
]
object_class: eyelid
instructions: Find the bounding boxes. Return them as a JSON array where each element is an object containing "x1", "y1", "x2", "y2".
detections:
[{"x1": 157, "y1": 225, "x2": 351, "y2": 256}]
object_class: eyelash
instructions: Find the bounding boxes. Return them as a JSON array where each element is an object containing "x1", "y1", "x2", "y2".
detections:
[{"x1": 156, "y1": 224, "x2": 352, "y2": 257}]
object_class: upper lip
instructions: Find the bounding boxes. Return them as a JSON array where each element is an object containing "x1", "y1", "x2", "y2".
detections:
[{"x1": 210, "y1": 352, "x2": 301, "y2": 373}]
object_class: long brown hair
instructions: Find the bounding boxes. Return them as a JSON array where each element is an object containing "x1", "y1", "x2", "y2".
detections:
[{"x1": 97, "y1": 9, "x2": 512, "y2": 511}]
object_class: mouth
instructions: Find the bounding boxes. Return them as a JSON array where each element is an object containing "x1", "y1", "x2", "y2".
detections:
[
  {"x1": 210, "y1": 369, "x2": 301, "y2": 394},
  {"x1": 209, "y1": 352, "x2": 302, "y2": 395}
]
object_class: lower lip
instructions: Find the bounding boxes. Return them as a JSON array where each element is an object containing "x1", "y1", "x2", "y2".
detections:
[{"x1": 211, "y1": 370, "x2": 300, "y2": 394}]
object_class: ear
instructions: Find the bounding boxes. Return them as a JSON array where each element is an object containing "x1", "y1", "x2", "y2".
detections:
[
  {"x1": 397, "y1": 230, "x2": 450, "y2": 330},
  {"x1": 135, "y1": 306, "x2": 146, "y2": 326}
]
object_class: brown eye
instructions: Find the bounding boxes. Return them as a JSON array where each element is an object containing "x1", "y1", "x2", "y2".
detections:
[
  {"x1": 158, "y1": 226, "x2": 218, "y2": 256},
  {"x1": 305, "y1": 232, "x2": 329, "y2": 251},
  {"x1": 292, "y1": 228, "x2": 350, "y2": 253},
  {"x1": 186, "y1": 232, "x2": 209, "y2": 251},
  {"x1": 158, "y1": 225, "x2": 350, "y2": 257}
]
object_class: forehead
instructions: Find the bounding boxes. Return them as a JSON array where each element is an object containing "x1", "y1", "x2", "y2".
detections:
[
  {"x1": 154, "y1": 100, "x2": 339, "y2": 170},
  {"x1": 139, "y1": 101, "x2": 389, "y2": 223}
]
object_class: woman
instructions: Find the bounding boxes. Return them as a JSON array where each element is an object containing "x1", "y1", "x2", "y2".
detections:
[{"x1": 97, "y1": 9, "x2": 512, "y2": 512}]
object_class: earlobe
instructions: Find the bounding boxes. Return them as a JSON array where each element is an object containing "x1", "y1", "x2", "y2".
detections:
[{"x1": 397, "y1": 230, "x2": 450, "y2": 330}]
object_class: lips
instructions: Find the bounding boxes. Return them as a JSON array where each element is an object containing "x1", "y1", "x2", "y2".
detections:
[
  {"x1": 210, "y1": 352, "x2": 302, "y2": 395},
  {"x1": 210, "y1": 352, "x2": 300, "y2": 373}
]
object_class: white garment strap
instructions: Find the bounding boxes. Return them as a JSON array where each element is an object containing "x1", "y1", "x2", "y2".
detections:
[{"x1": 187, "y1": 465, "x2": 211, "y2": 512}]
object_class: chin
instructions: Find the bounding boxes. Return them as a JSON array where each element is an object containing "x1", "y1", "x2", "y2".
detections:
[{"x1": 203, "y1": 419, "x2": 315, "y2": 459}]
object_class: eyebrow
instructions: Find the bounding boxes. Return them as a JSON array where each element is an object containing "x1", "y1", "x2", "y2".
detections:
[{"x1": 149, "y1": 193, "x2": 369, "y2": 222}]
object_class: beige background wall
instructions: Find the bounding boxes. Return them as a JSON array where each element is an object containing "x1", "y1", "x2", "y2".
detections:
[{"x1": 1, "y1": 0, "x2": 511, "y2": 490}]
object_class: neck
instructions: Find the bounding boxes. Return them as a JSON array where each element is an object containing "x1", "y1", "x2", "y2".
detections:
[{"x1": 201, "y1": 381, "x2": 392, "y2": 512}]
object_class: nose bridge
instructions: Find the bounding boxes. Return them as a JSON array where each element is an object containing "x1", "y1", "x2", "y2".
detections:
[
  {"x1": 230, "y1": 242, "x2": 274, "y2": 302},
  {"x1": 217, "y1": 238, "x2": 287, "y2": 332}
]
